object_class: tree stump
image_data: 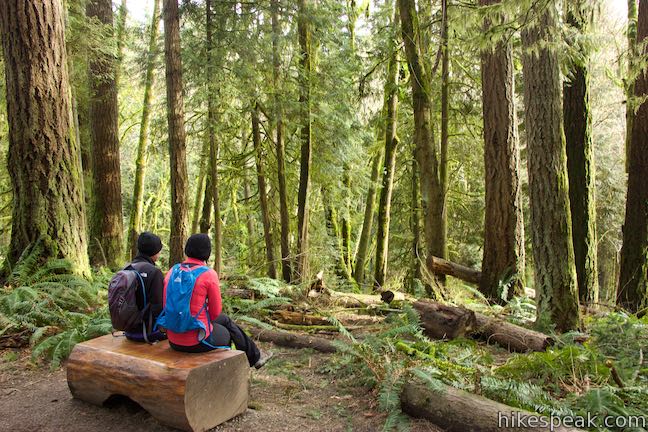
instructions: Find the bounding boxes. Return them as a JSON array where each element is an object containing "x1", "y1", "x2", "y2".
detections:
[{"x1": 67, "y1": 334, "x2": 249, "y2": 432}]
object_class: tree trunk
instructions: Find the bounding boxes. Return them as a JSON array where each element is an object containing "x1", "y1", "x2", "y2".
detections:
[
  {"x1": 296, "y1": 0, "x2": 313, "y2": 282},
  {"x1": 0, "y1": 0, "x2": 90, "y2": 275},
  {"x1": 427, "y1": 256, "x2": 481, "y2": 285},
  {"x1": 399, "y1": 0, "x2": 446, "y2": 278},
  {"x1": 563, "y1": 1, "x2": 599, "y2": 305},
  {"x1": 163, "y1": 0, "x2": 189, "y2": 265},
  {"x1": 353, "y1": 149, "x2": 384, "y2": 284},
  {"x1": 410, "y1": 156, "x2": 422, "y2": 288},
  {"x1": 323, "y1": 188, "x2": 353, "y2": 281},
  {"x1": 374, "y1": 4, "x2": 400, "y2": 290},
  {"x1": 478, "y1": 0, "x2": 525, "y2": 301},
  {"x1": 438, "y1": 0, "x2": 449, "y2": 284},
  {"x1": 114, "y1": 0, "x2": 128, "y2": 89},
  {"x1": 253, "y1": 105, "x2": 277, "y2": 279},
  {"x1": 618, "y1": 0, "x2": 648, "y2": 312},
  {"x1": 191, "y1": 137, "x2": 210, "y2": 234},
  {"x1": 271, "y1": 0, "x2": 292, "y2": 283},
  {"x1": 206, "y1": 0, "x2": 222, "y2": 273},
  {"x1": 412, "y1": 300, "x2": 477, "y2": 340},
  {"x1": 626, "y1": 0, "x2": 638, "y2": 173},
  {"x1": 86, "y1": 0, "x2": 124, "y2": 268},
  {"x1": 401, "y1": 377, "x2": 583, "y2": 432},
  {"x1": 127, "y1": 0, "x2": 160, "y2": 259},
  {"x1": 521, "y1": 2, "x2": 580, "y2": 332}
]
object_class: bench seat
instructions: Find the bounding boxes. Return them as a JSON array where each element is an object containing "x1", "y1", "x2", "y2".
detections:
[{"x1": 66, "y1": 334, "x2": 249, "y2": 431}]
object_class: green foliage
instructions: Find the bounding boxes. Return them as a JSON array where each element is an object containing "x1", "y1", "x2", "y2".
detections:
[{"x1": 0, "y1": 256, "x2": 110, "y2": 368}]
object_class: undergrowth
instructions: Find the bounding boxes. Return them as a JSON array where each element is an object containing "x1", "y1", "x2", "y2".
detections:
[{"x1": 324, "y1": 303, "x2": 648, "y2": 432}]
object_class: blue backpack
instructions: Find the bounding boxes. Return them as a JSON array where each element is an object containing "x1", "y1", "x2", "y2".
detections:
[{"x1": 156, "y1": 264, "x2": 212, "y2": 341}]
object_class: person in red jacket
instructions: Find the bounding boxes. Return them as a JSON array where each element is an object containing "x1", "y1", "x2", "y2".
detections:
[{"x1": 163, "y1": 234, "x2": 272, "y2": 369}]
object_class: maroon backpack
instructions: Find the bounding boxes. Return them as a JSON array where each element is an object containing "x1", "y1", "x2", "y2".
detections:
[{"x1": 108, "y1": 266, "x2": 147, "y2": 332}]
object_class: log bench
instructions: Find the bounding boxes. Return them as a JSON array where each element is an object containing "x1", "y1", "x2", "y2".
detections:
[{"x1": 66, "y1": 334, "x2": 249, "y2": 431}]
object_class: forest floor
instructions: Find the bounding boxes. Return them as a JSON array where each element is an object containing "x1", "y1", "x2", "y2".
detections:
[{"x1": 0, "y1": 341, "x2": 441, "y2": 432}]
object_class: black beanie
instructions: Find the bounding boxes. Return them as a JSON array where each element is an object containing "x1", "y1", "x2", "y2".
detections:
[
  {"x1": 185, "y1": 233, "x2": 211, "y2": 262},
  {"x1": 137, "y1": 232, "x2": 163, "y2": 257}
]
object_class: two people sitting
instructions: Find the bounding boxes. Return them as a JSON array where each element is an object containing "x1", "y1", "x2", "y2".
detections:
[{"x1": 119, "y1": 232, "x2": 272, "y2": 369}]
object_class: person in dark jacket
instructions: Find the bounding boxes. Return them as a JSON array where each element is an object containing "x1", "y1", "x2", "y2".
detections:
[{"x1": 124, "y1": 232, "x2": 167, "y2": 342}]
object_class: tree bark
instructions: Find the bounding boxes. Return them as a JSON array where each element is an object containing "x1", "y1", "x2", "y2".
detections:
[
  {"x1": 521, "y1": 2, "x2": 580, "y2": 332},
  {"x1": 127, "y1": 0, "x2": 161, "y2": 259},
  {"x1": 354, "y1": 149, "x2": 384, "y2": 284},
  {"x1": 0, "y1": 0, "x2": 90, "y2": 275},
  {"x1": 199, "y1": 174, "x2": 213, "y2": 234},
  {"x1": 374, "y1": 4, "x2": 400, "y2": 289},
  {"x1": 163, "y1": 0, "x2": 189, "y2": 265},
  {"x1": 618, "y1": 0, "x2": 648, "y2": 312},
  {"x1": 410, "y1": 156, "x2": 422, "y2": 288},
  {"x1": 427, "y1": 256, "x2": 481, "y2": 285},
  {"x1": 296, "y1": 0, "x2": 313, "y2": 282},
  {"x1": 271, "y1": 0, "x2": 292, "y2": 283},
  {"x1": 563, "y1": 1, "x2": 599, "y2": 305},
  {"x1": 114, "y1": 0, "x2": 128, "y2": 89},
  {"x1": 401, "y1": 377, "x2": 584, "y2": 432},
  {"x1": 478, "y1": 0, "x2": 525, "y2": 301},
  {"x1": 206, "y1": 0, "x2": 222, "y2": 272},
  {"x1": 626, "y1": 0, "x2": 638, "y2": 173},
  {"x1": 399, "y1": 0, "x2": 446, "y2": 278},
  {"x1": 86, "y1": 0, "x2": 124, "y2": 268},
  {"x1": 253, "y1": 105, "x2": 277, "y2": 279},
  {"x1": 438, "y1": 0, "x2": 449, "y2": 284},
  {"x1": 191, "y1": 137, "x2": 210, "y2": 234},
  {"x1": 323, "y1": 188, "x2": 353, "y2": 281},
  {"x1": 248, "y1": 327, "x2": 337, "y2": 353}
]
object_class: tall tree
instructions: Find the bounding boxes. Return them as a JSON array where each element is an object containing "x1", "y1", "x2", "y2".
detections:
[
  {"x1": 626, "y1": 0, "x2": 638, "y2": 172},
  {"x1": 163, "y1": 0, "x2": 189, "y2": 265},
  {"x1": 353, "y1": 149, "x2": 384, "y2": 284},
  {"x1": 478, "y1": 0, "x2": 525, "y2": 301},
  {"x1": 563, "y1": 0, "x2": 598, "y2": 304},
  {"x1": 271, "y1": 0, "x2": 292, "y2": 282},
  {"x1": 398, "y1": 0, "x2": 446, "y2": 279},
  {"x1": 618, "y1": 0, "x2": 648, "y2": 312},
  {"x1": 206, "y1": 0, "x2": 222, "y2": 272},
  {"x1": 0, "y1": 0, "x2": 90, "y2": 275},
  {"x1": 439, "y1": 0, "x2": 449, "y2": 277},
  {"x1": 115, "y1": 0, "x2": 128, "y2": 89},
  {"x1": 374, "y1": 4, "x2": 400, "y2": 289},
  {"x1": 87, "y1": 0, "x2": 124, "y2": 268},
  {"x1": 296, "y1": 0, "x2": 313, "y2": 282},
  {"x1": 521, "y1": 1, "x2": 579, "y2": 331},
  {"x1": 127, "y1": 0, "x2": 161, "y2": 259},
  {"x1": 252, "y1": 105, "x2": 278, "y2": 279}
]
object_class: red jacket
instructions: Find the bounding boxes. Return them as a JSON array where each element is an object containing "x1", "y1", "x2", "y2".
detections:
[{"x1": 163, "y1": 257, "x2": 222, "y2": 346}]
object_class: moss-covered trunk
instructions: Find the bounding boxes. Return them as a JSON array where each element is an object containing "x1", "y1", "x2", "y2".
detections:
[
  {"x1": 253, "y1": 105, "x2": 278, "y2": 279},
  {"x1": 478, "y1": 0, "x2": 525, "y2": 301},
  {"x1": 127, "y1": 0, "x2": 160, "y2": 259},
  {"x1": 618, "y1": 0, "x2": 648, "y2": 312},
  {"x1": 0, "y1": 0, "x2": 90, "y2": 276},
  {"x1": 521, "y1": 2, "x2": 580, "y2": 332},
  {"x1": 563, "y1": 1, "x2": 599, "y2": 305},
  {"x1": 86, "y1": 0, "x2": 124, "y2": 268},
  {"x1": 163, "y1": 0, "x2": 189, "y2": 265},
  {"x1": 398, "y1": 0, "x2": 445, "y2": 278},
  {"x1": 296, "y1": 0, "x2": 313, "y2": 282}
]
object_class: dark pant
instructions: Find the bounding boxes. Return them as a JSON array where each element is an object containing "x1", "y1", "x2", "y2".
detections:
[{"x1": 169, "y1": 313, "x2": 261, "y2": 366}]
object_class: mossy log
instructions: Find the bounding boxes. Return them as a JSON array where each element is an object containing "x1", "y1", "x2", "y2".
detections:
[
  {"x1": 271, "y1": 310, "x2": 330, "y2": 326},
  {"x1": 309, "y1": 288, "x2": 412, "y2": 308},
  {"x1": 247, "y1": 327, "x2": 337, "y2": 353},
  {"x1": 414, "y1": 300, "x2": 552, "y2": 352},
  {"x1": 427, "y1": 255, "x2": 482, "y2": 285},
  {"x1": 413, "y1": 300, "x2": 477, "y2": 339},
  {"x1": 474, "y1": 312, "x2": 554, "y2": 352},
  {"x1": 67, "y1": 335, "x2": 249, "y2": 431},
  {"x1": 401, "y1": 377, "x2": 584, "y2": 432}
]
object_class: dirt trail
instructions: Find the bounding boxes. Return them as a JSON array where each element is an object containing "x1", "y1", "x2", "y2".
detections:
[{"x1": 0, "y1": 342, "x2": 439, "y2": 432}]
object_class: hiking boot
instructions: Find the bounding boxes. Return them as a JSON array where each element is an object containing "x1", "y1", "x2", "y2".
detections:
[{"x1": 254, "y1": 350, "x2": 274, "y2": 369}]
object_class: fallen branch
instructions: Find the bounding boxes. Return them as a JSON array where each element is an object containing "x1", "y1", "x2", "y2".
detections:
[
  {"x1": 427, "y1": 255, "x2": 481, "y2": 285},
  {"x1": 247, "y1": 327, "x2": 337, "y2": 353}
]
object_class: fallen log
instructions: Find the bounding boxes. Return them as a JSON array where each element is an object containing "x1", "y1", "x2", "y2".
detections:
[
  {"x1": 414, "y1": 300, "x2": 552, "y2": 352},
  {"x1": 401, "y1": 377, "x2": 584, "y2": 432},
  {"x1": 412, "y1": 301, "x2": 476, "y2": 339},
  {"x1": 427, "y1": 255, "x2": 481, "y2": 285},
  {"x1": 272, "y1": 310, "x2": 330, "y2": 326},
  {"x1": 223, "y1": 287, "x2": 256, "y2": 299},
  {"x1": 247, "y1": 327, "x2": 337, "y2": 353},
  {"x1": 310, "y1": 288, "x2": 413, "y2": 308},
  {"x1": 473, "y1": 312, "x2": 554, "y2": 352}
]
